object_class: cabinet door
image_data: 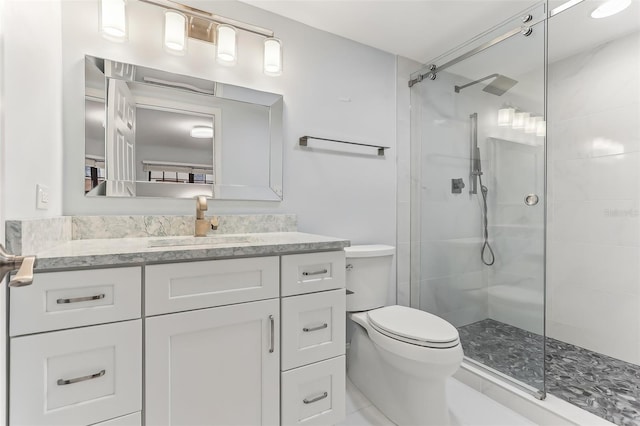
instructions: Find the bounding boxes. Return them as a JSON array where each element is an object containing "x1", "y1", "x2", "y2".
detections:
[{"x1": 146, "y1": 299, "x2": 280, "y2": 425}]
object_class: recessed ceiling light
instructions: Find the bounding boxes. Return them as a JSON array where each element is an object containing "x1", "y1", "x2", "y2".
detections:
[
  {"x1": 591, "y1": 0, "x2": 631, "y2": 18},
  {"x1": 190, "y1": 126, "x2": 213, "y2": 139}
]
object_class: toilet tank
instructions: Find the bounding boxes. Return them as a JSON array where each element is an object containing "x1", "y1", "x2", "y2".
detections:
[{"x1": 345, "y1": 245, "x2": 395, "y2": 312}]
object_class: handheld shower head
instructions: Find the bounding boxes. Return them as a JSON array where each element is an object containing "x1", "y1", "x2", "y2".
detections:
[{"x1": 474, "y1": 147, "x2": 482, "y2": 174}]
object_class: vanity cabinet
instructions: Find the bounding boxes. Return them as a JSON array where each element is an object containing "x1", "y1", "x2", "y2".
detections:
[{"x1": 8, "y1": 248, "x2": 346, "y2": 426}]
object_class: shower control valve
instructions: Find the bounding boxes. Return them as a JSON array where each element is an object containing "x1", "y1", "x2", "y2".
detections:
[{"x1": 451, "y1": 178, "x2": 466, "y2": 194}]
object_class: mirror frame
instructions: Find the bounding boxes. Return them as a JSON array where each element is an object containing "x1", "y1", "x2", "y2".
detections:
[{"x1": 84, "y1": 55, "x2": 284, "y2": 201}]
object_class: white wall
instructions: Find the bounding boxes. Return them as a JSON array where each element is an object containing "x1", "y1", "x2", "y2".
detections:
[
  {"x1": 3, "y1": 1, "x2": 63, "y2": 219},
  {"x1": 2, "y1": 0, "x2": 397, "y2": 295},
  {"x1": 546, "y1": 29, "x2": 640, "y2": 365}
]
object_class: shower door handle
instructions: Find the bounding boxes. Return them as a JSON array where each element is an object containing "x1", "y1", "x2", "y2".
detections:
[{"x1": 524, "y1": 194, "x2": 539, "y2": 206}]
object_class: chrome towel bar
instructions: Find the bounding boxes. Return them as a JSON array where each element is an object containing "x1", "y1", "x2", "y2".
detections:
[{"x1": 299, "y1": 136, "x2": 389, "y2": 156}]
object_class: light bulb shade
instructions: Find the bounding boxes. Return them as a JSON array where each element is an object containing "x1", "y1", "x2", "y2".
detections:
[
  {"x1": 216, "y1": 25, "x2": 237, "y2": 65},
  {"x1": 164, "y1": 11, "x2": 187, "y2": 54},
  {"x1": 263, "y1": 37, "x2": 282, "y2": 76},
  {"x1": 498, "y1": 107, "x2": 515, "y2": 127},
  {"x1": 536, "y1": 120, "x2": 547, "y2": 137},
  {"x1": 525, "y1": 116, "x2": 540, "y2": 134},
  {"x1": 100, "y1": 0, "x2": 127, "y2": 41},
  {"x1": 591, "y1": 0, "x2": 631, "y2": 18},
  {"x1": 512, "y1": 112, "x2": 529, "y2": 129}
]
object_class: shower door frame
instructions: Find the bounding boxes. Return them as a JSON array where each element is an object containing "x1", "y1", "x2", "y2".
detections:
[{"x1": 408, "y1": 2, "x2": 549, "y2": 401}]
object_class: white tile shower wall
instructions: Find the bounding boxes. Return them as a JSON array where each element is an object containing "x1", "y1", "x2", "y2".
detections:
[{"x1": 547, "y1": 30, "x2": 640, "y2": 365}]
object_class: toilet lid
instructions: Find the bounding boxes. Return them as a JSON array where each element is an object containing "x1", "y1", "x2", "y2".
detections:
[{"x1": 367, "y1": 305, "x2": 459, "y2": 347}]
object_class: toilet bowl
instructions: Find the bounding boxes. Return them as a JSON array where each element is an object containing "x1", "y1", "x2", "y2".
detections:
[{"x1": 345, "y1": 245, "x2": 463, "y2": 426}]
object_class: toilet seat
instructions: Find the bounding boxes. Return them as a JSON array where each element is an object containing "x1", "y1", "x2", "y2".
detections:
[{"x1": 367, "y1": 305, "x2": 459, "y2": 349}]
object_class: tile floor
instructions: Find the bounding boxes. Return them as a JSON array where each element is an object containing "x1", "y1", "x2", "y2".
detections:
[
  {"x1": 337, "y1": 377, "x2": 536, "y2": 426},
  {"x1": 458, "y1": 319, "x2": 640, "y2": 426}
]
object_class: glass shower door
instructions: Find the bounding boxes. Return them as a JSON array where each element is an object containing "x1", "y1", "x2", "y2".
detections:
[{"x1": 409, "y1": 5, "x2": 546, "y2": 397}]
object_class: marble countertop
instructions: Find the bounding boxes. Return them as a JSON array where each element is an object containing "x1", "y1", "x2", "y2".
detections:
[{"x1": 33, "y1": 232, "x2": 350, "y2": 270}]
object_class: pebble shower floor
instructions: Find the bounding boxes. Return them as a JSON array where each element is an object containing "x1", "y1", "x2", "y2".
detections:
[{"x1": 458, "y1": 319, "x2": 640, "y2": 426}]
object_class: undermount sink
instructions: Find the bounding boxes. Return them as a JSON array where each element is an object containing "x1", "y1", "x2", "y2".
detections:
[{"x1": 147, "y1": 235, "x2": 253, "y2": 248}]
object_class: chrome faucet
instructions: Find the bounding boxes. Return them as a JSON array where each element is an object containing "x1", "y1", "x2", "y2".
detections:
[{"x1": 195, "y1": 196, "x2": 219, "y2": 237}]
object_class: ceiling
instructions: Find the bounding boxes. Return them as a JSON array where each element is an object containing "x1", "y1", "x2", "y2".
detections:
[
  {"x1": 239, "y1": 0, "x2": 542, "y2": 63},
  {"x1": 239, "y1": 0, "x2": 640, "y2": 64}
]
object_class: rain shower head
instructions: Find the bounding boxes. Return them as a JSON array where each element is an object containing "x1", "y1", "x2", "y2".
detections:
[{"x1": 454, "y1": 73, "x2": 518, "y2": 96}]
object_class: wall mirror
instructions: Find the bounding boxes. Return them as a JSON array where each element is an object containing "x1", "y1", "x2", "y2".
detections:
[{"x1": 84, "y1": 55, "x2": 283, "y2": 201}]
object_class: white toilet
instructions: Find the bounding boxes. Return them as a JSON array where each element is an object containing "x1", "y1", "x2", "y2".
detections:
[{"x1": 345, "y1": 245, "x2": 464, "y2": 426}]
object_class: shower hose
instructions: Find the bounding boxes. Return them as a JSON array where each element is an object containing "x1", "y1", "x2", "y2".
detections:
[{"x1": 478, "y1": 174, "x2": 495, "y2": 266}]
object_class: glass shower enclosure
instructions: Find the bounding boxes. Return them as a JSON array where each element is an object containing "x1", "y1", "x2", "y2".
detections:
[{"x1": 409, "y1": 3, "x2": 547, "y2": 397}]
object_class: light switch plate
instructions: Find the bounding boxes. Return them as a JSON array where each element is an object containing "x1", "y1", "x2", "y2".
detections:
[{"x1": 36, "y1": 184, "x2": 50, "y2": 210}]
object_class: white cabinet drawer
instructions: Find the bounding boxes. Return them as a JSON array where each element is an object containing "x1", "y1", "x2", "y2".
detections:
[
  {"x1": 10, "y1": 267, "x2": 141, "y2": 336},
  {"x1": 281, "y1": 251, "x2": 345, "y2": 297},
  {"x1": 281, "y1": 289, "x2": 346, "y2": 370},
  {"x1": 10, "y1": 320, "x2": 142, "y2": 426},
  {"x1": 91, "y1": 412, "x2": 141, "y2": 426},
  {"x1": 281, "y1": 356, "x2": 346, "y2": 426},
  {"x1": 146, "y1": 256, "x2": 279, "y2": 315}
]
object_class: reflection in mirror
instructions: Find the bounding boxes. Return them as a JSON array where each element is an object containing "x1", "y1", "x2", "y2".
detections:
[{"x1": 84, "y1": 55, "x2": 284, "y2": 201}]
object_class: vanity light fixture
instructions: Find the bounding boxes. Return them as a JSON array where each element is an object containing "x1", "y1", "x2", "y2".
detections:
[
  {"x1": 591, "y1": 0, "x2": 631, "y2": 18},
  {"x1": 190, "y1": 126, "x2": 214, "y2": 139},
  {"x1": 512, "y1": 111, "x2": 529, "y2": 129},
  {"x1": 525, "y1": 116, "x2": 541, "y2": 134},
  {"x1": 216, "y1": 25, "x2": 237, "y2": 65},
  {"x1": 132, "y1": 0, "x2": 283, "y2": 76},
  {"x1": 164, "y1": 10, "x2": 187, "y2": 54},
  {"x1": 263, "y1": 38, "x2": 283, "y2": 76},
  {"x1": 100, "y1": 0, "x2": 127, "y2": 41},
  {"x1": 497, "y1": 107, "x2": 515, "y2": 127}
]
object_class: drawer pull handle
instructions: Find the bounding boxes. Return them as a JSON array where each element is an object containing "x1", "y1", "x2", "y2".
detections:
[
  {"x1": 303, "y1": 392, "x2": 328, "y2": 405},
  {"x1": 57, "y1": 369, "x2": 105, "y2": 386},
  {"x1": 57, "y1": 294, "x2": 105, "y2": 304},
  {"x1": 269, "y1": 315, "x2": 275, "y2": 353},
  {"x1": 303, "y1": 323, "x2": 328, "y2": 332},
  {"x1": 302, "y1": 269, "x2": 328, "y2": 276}
]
